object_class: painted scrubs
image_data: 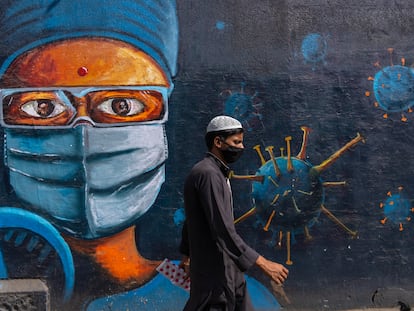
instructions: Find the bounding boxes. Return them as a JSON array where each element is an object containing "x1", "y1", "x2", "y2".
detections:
[{"x1": 180, "y1": 152, "x2": 259, "y2": 310}]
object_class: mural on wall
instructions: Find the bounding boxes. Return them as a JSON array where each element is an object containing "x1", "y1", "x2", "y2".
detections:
[
  {"x1": 0, "y1": 1, "x2": 281, "y2": 310},
  {"x1": 1, "y1": 0, "x2": 414, "y2": 310},
  {"x1": 0, "y1": 0, "x2": 185, "y2": 310},
  {"x1": 233, "y1": 127, "x2": 364, "y2": 265},
  {"x1": 365, "y1": 48, "x2": 414, "y2": 122},
  {"x1": 300, "y1": 33, "x2": 328, "y2": 69},
  {"x1": 220, "y1": 83, "x2": 264, "y2": 132},
  {"x1": 379, "y1": 186, "x2": 414, "y2": 232}
]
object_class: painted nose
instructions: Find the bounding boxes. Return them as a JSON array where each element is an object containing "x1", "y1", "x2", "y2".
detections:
[{"x1": 72, "y1": 99, "x2": 95, "y2": 127}]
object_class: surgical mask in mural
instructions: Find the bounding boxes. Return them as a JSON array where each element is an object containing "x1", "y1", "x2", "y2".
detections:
[{"x1": 1, "y1": 86, "x2": 169, "y2": 239}]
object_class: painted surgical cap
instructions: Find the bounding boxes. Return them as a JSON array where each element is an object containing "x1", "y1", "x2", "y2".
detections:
[
  {"x1": 206, "y1": 116, "x2": 243, "y2": 133},
  {"x1": 0, "y1": 0, "x2": 178, "y2": 83}
]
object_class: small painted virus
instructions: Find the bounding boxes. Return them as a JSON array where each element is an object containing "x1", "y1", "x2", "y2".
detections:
[
  {"x1": 301, "y1": 33, "x2": 328, "y2": 69},
  {"x1": 232, "y1": 127, "x2": 364, "y2": 265},
  {"x1": 173, "y1": 207, "x2": 186, "y2": 227},
  {"x1": 215, "y1": 20, "x2": 226, "y2": 31},
  {"x1": 220, "y1": 83, "x2": 264, "y2": 132},
  {"x1": 379, "y1": 186, "x2": 414, "y2": 231},
  {"x1": 365, "y1": 48, "x2": 414, "y2": 122}
]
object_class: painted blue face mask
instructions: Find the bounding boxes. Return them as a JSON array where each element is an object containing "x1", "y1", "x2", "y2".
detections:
[
  {"x1": 1, "y1": 86, "x2": 169, "y2": 239},
  {"x1": 3, "y1": 125, "x2": 168, "y2": 239}
]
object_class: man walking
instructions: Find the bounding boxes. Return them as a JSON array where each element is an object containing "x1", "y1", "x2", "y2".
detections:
[{"x1": 180, "y1": 115, "x2": 289, "y2": 311}]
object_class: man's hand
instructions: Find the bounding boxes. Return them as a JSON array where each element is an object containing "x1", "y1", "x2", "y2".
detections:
[
  {"x1": 178, "y1": 255, "x2": 190, "y2": 279},
  {"x1": 256, "y1": 256, "x2": 289, "y2": 285}
]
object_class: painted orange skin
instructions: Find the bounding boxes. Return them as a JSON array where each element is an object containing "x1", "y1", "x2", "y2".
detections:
[
  {"x1": 1, "y1": 37, "x2": 170, "y2": 287},
  {"x1": 3, "y1": 89, "x2": 164, "y2": 126},
  {"x1": 1, "y1": 37, "x2": 169, "y2": 87}
]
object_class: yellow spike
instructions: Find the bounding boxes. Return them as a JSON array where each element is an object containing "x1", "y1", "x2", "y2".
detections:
[
  {"x1": 253, "y1": 144, "x2": 266, "y2": 165},
  {"x1": 229, "y1": 171, "x2": 264, "y2": 183},
  {"x1": 368, "y1": 76, "x2": 374, "y2": 81},
  {"x1": 387, "y1": 48, "x2": 394, "y2": 65},
  {"x1": 383, "y1": 113, "x2": 388, "y2": 119},
  {"x1": 399, "y1": 223, "x2": 404, "y2": 231},
  {"x1": 268, "y1": 176, "x2": 279, "y2": 188},
  {"x1": 402, "y1": 57, "x2": 406, "y2": 66},
  {"x1": 411, "y1": 208, "x2": 414, "y2": 212},
  {"x1": 320, "y1": 205, "x2": 358, "y2": 238},
  {"x1": 389, "y1": 201, "x2": 394, "y2": 206},
  {"x1": 292, "y1": 196, "x2": 301, "y2": 214},
  {"x1": 323, "y1": 181, "x2": 347, "y2": 187},
  {"x1": 374, "y1": 101, "x2": 379, "y2": 107},
  {"x1": 234, "y1": 207, "x2": 256, "y2": 224},
  {"x1": 401, "y1": 114, "x2": 407, "y2": 122},
  {"x1": 297, "y1": 126, "x2": 311, "y2": 160},
  {"x1": 280, "y1": 147, "x2": 285, "y2": 157},
  {"x1": 365, "y1": 91, "x2": 371, "y2": 97},
  {"x1": 297, "y1": 190, "x2": 313, "y2": 196},
  {"x1": 270, "y1": 193, "x2": 280, "y2": 205},
  {"x1": 285, "y1": 136, "x2": 293, "y2": 172},
  {"x1": 265, "y1": 146, "x2": 281, "y2": 177},
  {"x1": 387, "y1": 191, "x2": 392, "y2": 196},
  {"x1": 379, "y1": 202, "x2": 384, "y2": 208},
  {"x1": 407, "y1": 217, "x2": 411, "y2": 222},
  {"x1": 304, "y1": 226, "x2": 313, "y2": 241},
  {"x1": 409, "y1": 107, "x2": 413, "y2": 113},
  {"x1": 277, "y1": 231, "x2": 283, "y2": 247},
  {"x1": 380, "y1": 217, "x2": 387, "y2": 224},
  {"x1": 263, "y1": 210, "x2": 276, "y2": 232},
  {"x1": 313, "y1": 133, "x2": 364, "y2": 173},
  {"x1": 283, "y1": 190, "x2": 291, "y2": 197},
  {"x1": 286, "y1": 231, "x2": 293, "y2": 265},
  {"x1": 398, "y1": 186, "x2": 404, "y2": 192}
]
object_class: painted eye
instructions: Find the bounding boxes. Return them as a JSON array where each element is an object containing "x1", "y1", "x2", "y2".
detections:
[
  {"x1": 97, "y1": 98, "x2": 145, "y2": 116},
  {"x1": 21, "y1": 99, "x2": 67, "y2": 118}
]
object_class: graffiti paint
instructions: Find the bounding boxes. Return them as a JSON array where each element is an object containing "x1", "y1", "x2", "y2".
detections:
[{"x1": 233, "y1": 127, "x2": 363, "y2": 265}]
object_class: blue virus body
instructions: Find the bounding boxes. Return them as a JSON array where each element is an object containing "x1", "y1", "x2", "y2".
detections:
[
  {"x1": 380, "y1": 188, "x2": 413, "y2": 231},
  {"x1": 224, "y1": 92, "x2": 256, "y2": 120},
  {"x1": 252, "y1": 157, "x2": 323, "y2": 237},
  {"x1": 216, "y1": 20, "x2": 226, "y2": 30},
  {"x1": 301, "y1": 33, "x2": 327, "y2": 65},
  {"x1": 237, "y1": 129, "x2": 363, "y2": 264},
  {"x1": 173, "y1": 207, "x2": 186, "y2": 226},
  {"x1": 383, "y1": 194, "x2": 411, "y2": 223},
  {"x1": 222, "y1": 84, "x2": 263, "y2": 132},
  {"x1": 373, "y1": 65, "x2": 414, "y2": 112}
]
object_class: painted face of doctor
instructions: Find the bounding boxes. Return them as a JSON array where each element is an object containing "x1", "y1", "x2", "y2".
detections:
[{"x1": 1, "y1": 38, "x2": 170, "y2": 239}]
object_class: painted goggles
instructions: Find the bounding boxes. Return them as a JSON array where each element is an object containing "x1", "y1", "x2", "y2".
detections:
[{"x1": 0, "y1": 86, "x2": 168, "y2": 129}]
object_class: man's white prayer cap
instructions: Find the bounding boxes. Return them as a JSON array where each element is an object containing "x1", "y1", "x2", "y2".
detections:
[{"x1": 206, "y1": 116, "x2": 243, "y2": 133}]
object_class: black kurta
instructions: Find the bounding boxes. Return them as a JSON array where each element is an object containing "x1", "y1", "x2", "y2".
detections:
[{"x1": 180, "y1": 153, "x2": 259, "y2": 311}]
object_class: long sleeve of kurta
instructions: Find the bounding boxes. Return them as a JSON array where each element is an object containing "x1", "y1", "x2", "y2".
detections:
[
  {"x1": 181, "y1": 155, "x2": 260, "y2": 309},
  {"x1": 196, "y1": 169, "x2": 259, "y2": 272}
]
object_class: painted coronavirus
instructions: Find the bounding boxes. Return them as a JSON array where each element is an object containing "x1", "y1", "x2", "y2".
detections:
[
  {"x1": 301, "y1": 33, "x2": 328, "y2": 69},
  {"x1": 221, "y1": 83, "x2": 263, "y2": 132},
  {"x1": 365, "y1": 48, "x2": 414, "y2": 122},
  {"x1": 232, "y1": 127, "x2": 364, "y2": 265},
  {"x1": 379, "y1": 186, "x2": 414, "y2": 231}
]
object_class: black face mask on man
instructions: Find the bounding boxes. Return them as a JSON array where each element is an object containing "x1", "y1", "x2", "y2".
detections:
[{"x1": 219, "y1": 139, "x2": 244, "y2": 163}]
